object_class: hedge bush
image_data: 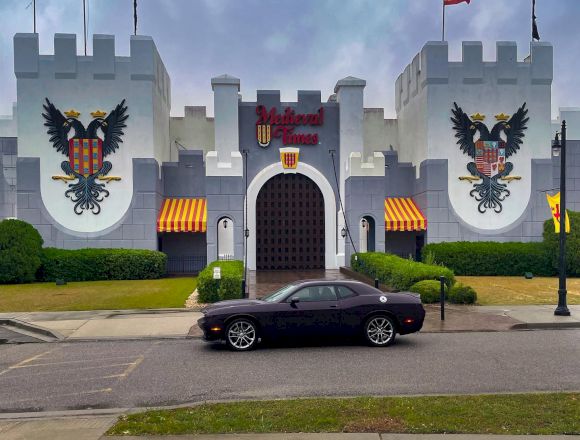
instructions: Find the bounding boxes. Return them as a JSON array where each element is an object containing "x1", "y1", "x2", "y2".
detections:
[
  {"x1": 422, "y1": 241, "x2": 555, "y2": 277},
  {"x1": 409, "y1": 279, "x2": 446, "y2": 304},
  {"x1": 351, "y1": 252, "x2": 455, "y2": 291},
  {"x1": 543, "y1": 211, "x2": 580, "y2": 276},
  {"x1": 197, "y1": 260, "x2": 244, "y2": 303},
  {"x1": 0, "y1": 219, "x2": 44, "y2": 284},
  {"x1": 448, "y1": 283, "x2": 477, "y2": 304},
  {"x1": 37, "y1": 248, "x2": 167, "y2": 282}
]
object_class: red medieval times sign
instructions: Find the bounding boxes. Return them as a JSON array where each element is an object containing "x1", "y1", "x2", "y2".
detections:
[{"x1": 256, "y1": 105, "x2": 323, "y2": 148}]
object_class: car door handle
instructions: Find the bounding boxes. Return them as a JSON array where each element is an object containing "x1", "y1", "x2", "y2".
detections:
[{"x1": 329, "y1": 304, "x2": 338, "y2": 308}]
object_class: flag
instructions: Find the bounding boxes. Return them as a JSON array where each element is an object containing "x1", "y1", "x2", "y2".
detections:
[
  {"x1": 444, "y1": 0, "x2": 470, "y2": 5},
  {"x1": 532, "y1": 0, "x2": 540, "y2": 41},
  {"x1": 546, "y1": 192, "x2": 570, "y2": 233}
]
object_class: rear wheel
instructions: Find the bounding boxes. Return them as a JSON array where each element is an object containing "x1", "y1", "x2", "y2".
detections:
[
  {"x1": 364, "y1": 315, "x2": 396, "y2": 347},
  {"x1": 225, "y1": 318, "x2": 258, "y2": 351}
]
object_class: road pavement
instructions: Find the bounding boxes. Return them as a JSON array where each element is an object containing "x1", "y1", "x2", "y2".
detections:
[{"x1": 0, "y1": 330, "x2": 579, "y2": 413}]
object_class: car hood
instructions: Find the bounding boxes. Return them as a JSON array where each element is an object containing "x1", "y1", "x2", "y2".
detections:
[{"x1": 203, "y1": 299, "x2": 264, "y2": 313}]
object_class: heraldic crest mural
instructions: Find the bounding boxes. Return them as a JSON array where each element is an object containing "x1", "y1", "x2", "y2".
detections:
[
  {"x1": 42, "y1": 98, "x2": 128, "y2": 215},
  {"x1": 451, "y1": 102, "x2": 529, "y2": 214}
]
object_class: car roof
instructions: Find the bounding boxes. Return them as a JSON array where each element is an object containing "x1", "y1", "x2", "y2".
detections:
[{"x1": 289, "y1": 279, "x2": 378, "y2": 293}]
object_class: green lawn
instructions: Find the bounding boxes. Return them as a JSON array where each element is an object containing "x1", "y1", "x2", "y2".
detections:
[
  {"x1": 108, "y1": 393, "x2": 580, "y2": 436},
  {"x1": 0, "y1": 277, "x2": 197, "y2": 312},
  {"x1": 457, "y1": 276, "x2": 580, "y2": 305}
]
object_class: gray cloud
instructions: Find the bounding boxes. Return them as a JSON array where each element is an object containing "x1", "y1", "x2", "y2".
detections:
[{"x1": 0, "y1": 0, "x2": 578, "y2": 119}]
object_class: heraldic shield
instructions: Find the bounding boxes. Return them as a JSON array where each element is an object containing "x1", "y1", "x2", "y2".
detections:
[
  {"x1": 257, "y1": 124, "x2": 271, "y2": 147},
  {"x1": 280, "y1": 147, "x2": 299, "y2": 171},
  {"x1": 69, "y1": 138, "x2": 103, "y2": 177},
  {"x1": 475, "y1": 140, "x2": 506, "y2": 177}
]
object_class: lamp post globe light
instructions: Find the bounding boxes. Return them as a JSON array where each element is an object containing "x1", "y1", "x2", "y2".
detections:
[{"x1": 552, "y1": 121, "x2": 571, "y2": 316}]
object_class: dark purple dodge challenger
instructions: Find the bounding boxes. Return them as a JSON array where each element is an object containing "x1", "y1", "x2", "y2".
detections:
[{"x1": 198, "y1": 280, "x2": 425, "y2": 351}]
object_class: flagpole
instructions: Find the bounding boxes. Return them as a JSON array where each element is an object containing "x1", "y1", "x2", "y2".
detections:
[
  {"x1": 83, "y1": 0, "x2": 87, "y2": 55},
  {"x1": 134, "y1": 0, "x2": 138, "y2": 36},
  {"x1": 442, "y1": 0, "x2": 446, "y2": 41},
  {"x1": 33, "y1": 0, "x2": 36, "y2": 33}
]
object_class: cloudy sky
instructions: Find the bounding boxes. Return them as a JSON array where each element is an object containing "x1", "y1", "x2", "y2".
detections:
[{"x1": 0, "y1": 0, "x2": 579, "y2": 118}]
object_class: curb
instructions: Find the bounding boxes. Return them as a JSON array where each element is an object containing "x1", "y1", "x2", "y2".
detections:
[
  {"x1": 0, "y1": 318, "x2": 64, "y2": 341},
  {"x1": 0, "y1": 407, "x2": 128, "y2": 420},
  {"x1": 510, "y1": 322, "x2": 580, "y2": 330}
]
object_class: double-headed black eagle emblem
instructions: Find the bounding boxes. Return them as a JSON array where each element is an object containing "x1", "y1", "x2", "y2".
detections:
[
  {"x1": 451, "y1": 102, "x2": 529, "y2": 213},
  {"x1": 42, "y1": 98, "x2": 128, "y2": 215}
]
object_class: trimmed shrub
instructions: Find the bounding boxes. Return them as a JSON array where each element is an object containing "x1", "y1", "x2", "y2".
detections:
[
  {"x1": 543, "y1": 211, "x2": 580, "y2": 276},
  {"x1": 0, "y1": 219, "x2": 44, "y2": 284},
  {"x1": 351, "y1": 252, "x2": 455, "y2": 291},
  {"x1": 197, "y1": 260, "x2": 244, "y2": 303},
  {"x1": 37, "y1": 248, "x2": 167, "y2": 282},
  {"x1": 448, "y1": 283, "x2": 477, "y2": 304},
  {"x1": 409, "y1": 279, "x2": 446, "y2": 304},
  {"x1": 422, "y1": 241, "x2": 555, "y2": 277}
]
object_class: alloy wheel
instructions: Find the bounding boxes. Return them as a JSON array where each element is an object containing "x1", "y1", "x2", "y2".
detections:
[
  {"x1": 366, "y1": 316, "x2": 395, "y2": 346},
  {"x1": 226, "y1": 320, "x2": 257, "y2": 351}
]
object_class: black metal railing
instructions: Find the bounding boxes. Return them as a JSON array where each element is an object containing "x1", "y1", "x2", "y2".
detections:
[{"x1": 166, "y1": 255, "x2": 207, "y2": 274}]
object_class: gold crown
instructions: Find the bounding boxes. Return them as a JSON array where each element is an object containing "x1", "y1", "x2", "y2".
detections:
[
  {"x1": 470, "y1": 112, "x2": 485, "y2": 121},
  {"x1": 64, "y1": 109, "x2": 80, "y2": 118},
  {"x1": 90, "y1": 110, "x2": 107, "y2": 118},
  {"x1": 495, "y1": 113, "x2": 510, "y2": 121}
]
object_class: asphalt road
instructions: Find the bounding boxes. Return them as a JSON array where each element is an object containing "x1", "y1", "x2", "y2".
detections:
[{"x1": 0, "y1": 330, "x2": 579, "y2": 413}]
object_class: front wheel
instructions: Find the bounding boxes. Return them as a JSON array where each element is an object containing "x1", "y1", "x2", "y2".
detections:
[
  {"x1": 225, "y1": 318, "x2": 259, "y2": 351},
  {"x1": 364, "y1": 315, "x2": 396, "y2": 347}
]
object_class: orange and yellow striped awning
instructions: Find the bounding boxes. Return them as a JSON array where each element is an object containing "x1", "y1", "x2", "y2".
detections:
[
  {"x1": 384, "y1": 198, "x2": 427, "y2": 231},
  {"x1": 157, "y1": 198, "x2": 207, "y2": 232}
]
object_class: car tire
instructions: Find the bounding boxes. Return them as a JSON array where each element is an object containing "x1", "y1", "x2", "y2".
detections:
[
  {"x1": 363, "y1": 315, "x2": 396, "y2": 347},
  {"x1": 225, "y1": 318, "x2": 259, "y2": 351}
]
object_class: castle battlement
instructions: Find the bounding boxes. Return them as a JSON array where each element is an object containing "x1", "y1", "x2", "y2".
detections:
[
  {"x1": 347, "y1": 152, "x2": 385, "y2": 177},
  {"x1": 395, "y1": 41, "x2": 553, "y2": 113},
  {"x1": 14, "y1": 33, "x2": 170, "y2": 106}
]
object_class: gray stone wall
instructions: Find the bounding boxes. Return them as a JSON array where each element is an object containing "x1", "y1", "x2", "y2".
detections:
[
  {"x1": 16, "y1": 157, "x2": 162, "y2": 249},
  {"x1": 0, "y1": 138, "x2": 17, "y2": 219},
  {"x1": 344, "y1": 173, "x2": 387, "y2": 264},
  {"x1": 162, "y1": 150, "x2": 206, "y2": 197},
  {"x1": 206, "y1": 176, "x2": 245, "y2": 264}
]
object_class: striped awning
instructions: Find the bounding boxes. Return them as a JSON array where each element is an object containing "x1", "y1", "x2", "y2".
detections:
[
  {"x1": 157, "y1": 198, "x2": 207, "y2": 232},
  {"x1": 384, "y1": 197, "x2": 427, "y2": 231}
]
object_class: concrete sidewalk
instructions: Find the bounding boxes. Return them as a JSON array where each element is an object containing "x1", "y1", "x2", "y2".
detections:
[
  {"x1": 0, "y1": 416, "x2": 579, "y2": 440},
  {"x1": 0, "y1": 309, "x2": 203, "y2": 341},
  {"x1": 0, "y1": 304, "x2": 579, "y2": 343}
]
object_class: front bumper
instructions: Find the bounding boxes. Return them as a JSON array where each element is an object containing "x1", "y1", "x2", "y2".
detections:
[{"x1": 197, "y1": 315, "x2": 225, "y2": 341}]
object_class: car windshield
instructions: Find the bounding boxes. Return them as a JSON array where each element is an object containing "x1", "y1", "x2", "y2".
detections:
[{"x1": 261, "y1": 284, "x2": 296, "y2": 303}]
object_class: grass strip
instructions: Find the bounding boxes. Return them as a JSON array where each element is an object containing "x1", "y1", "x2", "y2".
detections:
[
  {"x1": 108, "y1": 393, "x2": 580, "y2": 436},
  {"x1": 0, "y1": 277, "x2": 197, "y2": 312}
]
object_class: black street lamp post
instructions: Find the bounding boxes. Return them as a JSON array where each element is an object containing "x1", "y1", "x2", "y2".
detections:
[{"x1": 552, "y1": 121, "x2": 571, "y2": 316}]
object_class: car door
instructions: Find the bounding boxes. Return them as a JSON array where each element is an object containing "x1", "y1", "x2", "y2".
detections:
[{"x1": 274, "y1": 285, "x2": 341, "y2": 338}]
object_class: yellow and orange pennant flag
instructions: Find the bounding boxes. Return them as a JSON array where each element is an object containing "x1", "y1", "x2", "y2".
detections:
[{"x1": 546, "y1": 192, "x2": 570, "y2": 233}]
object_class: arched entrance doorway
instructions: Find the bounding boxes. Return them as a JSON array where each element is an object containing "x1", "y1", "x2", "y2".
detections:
[{"x1": 256, "y1": 173, "x2": 325, "y2": 270}]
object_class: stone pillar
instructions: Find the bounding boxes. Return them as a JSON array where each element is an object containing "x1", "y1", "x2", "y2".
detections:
[
  {"x1": 334, "y1": 76, "x2": 366, "y2": 263},
  {"x1": 211, "y1": 74, "x2": 240, "y2": 163}
]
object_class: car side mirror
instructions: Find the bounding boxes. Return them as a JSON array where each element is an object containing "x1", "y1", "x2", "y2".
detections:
[{"x1": 290, "y1": 296, "x2": 300, "y2": 305}]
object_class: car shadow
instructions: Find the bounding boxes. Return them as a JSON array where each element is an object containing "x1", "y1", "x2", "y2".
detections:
[{"x1": 203, "y1": 335, "x2": 419, "y2": 352}]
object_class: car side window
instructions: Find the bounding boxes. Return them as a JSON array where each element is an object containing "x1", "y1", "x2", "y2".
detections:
[
  {"x1": 290, "y1": 286, "x2": 338, "y2": 302},
  {"x1": 336, "y1": 286, "x2": 357, "y2": 300}
]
